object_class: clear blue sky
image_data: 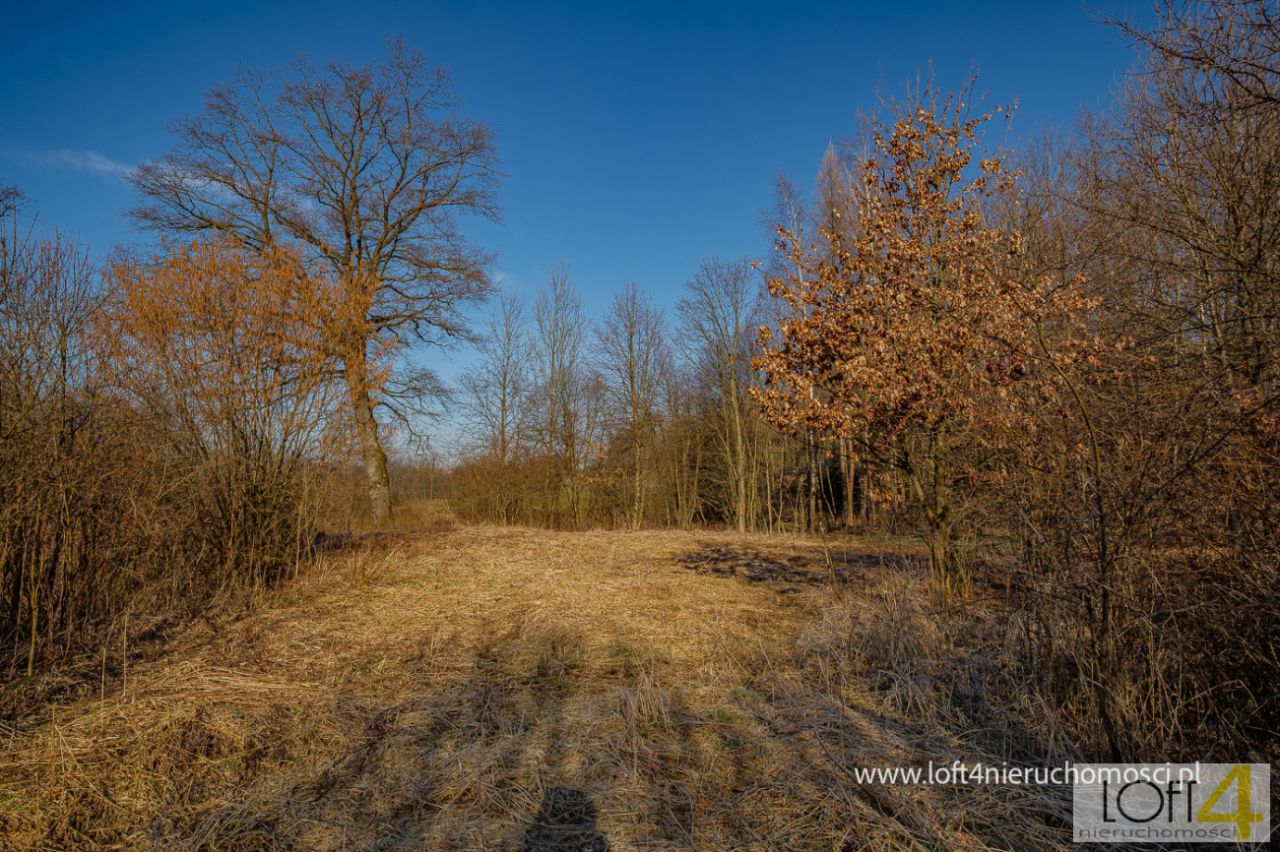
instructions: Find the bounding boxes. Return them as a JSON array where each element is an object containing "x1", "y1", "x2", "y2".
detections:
[
  {"x1": 3, "y1": 0, "x2": 1144, "y2": 444},
  {"x1": 3, "y1": 0, "x2": 1143, "y2": 298}
]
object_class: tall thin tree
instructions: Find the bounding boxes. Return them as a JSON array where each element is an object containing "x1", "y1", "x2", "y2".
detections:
[
  {"x1": 679, "y1": 257, "x2": 760, "y2": 533},
  {"x1": 596, "y1": 282, "x2": 668, "y2": 528}
]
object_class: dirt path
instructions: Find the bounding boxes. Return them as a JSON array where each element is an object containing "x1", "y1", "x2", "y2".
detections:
[{"x1": 0, "y1": 527, "x2": 1067, "y2": 850}]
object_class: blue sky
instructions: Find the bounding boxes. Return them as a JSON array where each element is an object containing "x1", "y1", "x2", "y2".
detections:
[{"x1": 2, "y1": 0, "x2": 1144, "y2": 447}]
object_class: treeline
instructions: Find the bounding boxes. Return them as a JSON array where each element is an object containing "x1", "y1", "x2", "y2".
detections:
[
  {"x1": 441, "y1": 259, "x2": 836, "y2": 533},
  {"x1": 435, "y1": 196, "x2": 905, "y2": 537}
]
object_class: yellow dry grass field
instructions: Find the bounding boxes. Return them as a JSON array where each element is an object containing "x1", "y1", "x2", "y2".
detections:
[{"x1": 0, "y1": 527, "x2": 1070, "y2": 850}]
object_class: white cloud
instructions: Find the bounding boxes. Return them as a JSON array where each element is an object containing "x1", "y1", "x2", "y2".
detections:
[
  {"x1": 2, "y1": 147, "x2": 135, "y2": 179},
  {"x1": 493, "y1": 270, "x2": 527, "y2": 292}
]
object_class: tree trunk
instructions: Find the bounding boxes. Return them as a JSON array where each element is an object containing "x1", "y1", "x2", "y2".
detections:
[
  {"x1": 807, "y1": 432, "x2": 819, "y2": 533},
  {"x1": 840, "y1": 437, "x2": 856, "y2": 528},
  {"x1": 908, "y1": 437, "x2": 957, "y2": 602},
  {"x1": 347, "y1": 363, "x2": 392, "y2": 528},
  {"x1": 632, "y1": 433, "x2": 643, "y2": 530},
  {"x1": 727, "y1": 387, "x2": 748, "y2": 534}
]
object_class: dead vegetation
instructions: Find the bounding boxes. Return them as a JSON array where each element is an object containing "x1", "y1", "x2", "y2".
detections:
[{"x1": 1, "y1": 526, "x2": 1078, "y2": 850}]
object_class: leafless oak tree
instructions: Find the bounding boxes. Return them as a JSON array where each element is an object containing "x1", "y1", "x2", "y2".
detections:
[{"x1": 129, "y1": 40, "x2": 499, "y2": 525}]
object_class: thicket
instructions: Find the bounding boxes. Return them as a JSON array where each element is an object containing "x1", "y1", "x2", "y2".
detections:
[{"x1": 0, "y1": 214, "x2": 346, "y2": 676}]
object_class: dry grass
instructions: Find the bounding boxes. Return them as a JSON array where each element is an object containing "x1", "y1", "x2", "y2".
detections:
[{"x1": 0, "y1": 526, "x2": 1071, "y2": 850}]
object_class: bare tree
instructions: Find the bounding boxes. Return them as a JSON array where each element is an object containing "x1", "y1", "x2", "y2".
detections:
[
  {"x1": 1113, "y1": 0, "x2": 1280, "y2": 113},
  {"x1": 129, "y1": 40, "x2": 499, "y2": 526},
  {"x1": 596, "y1": 282, "x2": 668, "y2": 528},
  {"x1": 533, "y1": 267, "x2": 590, "y2": 527},
  {"x1": 458, "y1": 290, "x2": 529, "y2": 522},
  {"x1": 678, "y1": 257, "x2": 760, "y2": 532},
  {"x1": 461, "y1": 290, "x2": 529, "y2": 466},
  {"x1": 657, "y1": 362, "x2": 706, "y2": 529},
  {"x1": 0, "y1": 184, "x2": 21, "y2": 221},
  {"x1": 1085, "y1": 5, "x2": 1280, "y2": 390},
  {"x1": 0, "y1": 210, "x2": 99, "y2": 674}
]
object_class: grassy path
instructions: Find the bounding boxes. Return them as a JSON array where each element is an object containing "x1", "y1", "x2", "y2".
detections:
[{"x1": 0, "y1": 527, "x2": 1067, "y2": 850}]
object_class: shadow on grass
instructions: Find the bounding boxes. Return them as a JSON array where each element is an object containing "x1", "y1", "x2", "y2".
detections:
[
  {"x1": 19, "y1": 554, "x2": 1068, "y2": 850},
  {"x1": 520, "y1": 787, "x2": 608, "y2": 851},
  {"x1": 679, "y1": 542, "x2": 924, "y2": 588}
]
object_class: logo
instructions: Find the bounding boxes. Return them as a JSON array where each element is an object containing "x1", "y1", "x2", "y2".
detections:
[{"x1": 1073, "y1": 763, "x2": 1270, "y2": 844}]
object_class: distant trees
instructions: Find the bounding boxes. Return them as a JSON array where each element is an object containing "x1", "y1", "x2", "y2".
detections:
[
  {"x1": 678, "y1": 258, "x2": 762, "y2": 533},
  {"x1": 532, "y1": 268, "x2": 597, "y2": 527},
  {"x1": 445, "y1": 260, "x2": 786, "y2": 532},
  {"x1": 129, "y1": 40, "x2": 500, "y2": 526},
  {"x1": 597, "y1": 283, "x2": 668, "y2": 529},
  {"x1": 656, "y1": 363, "x2": 707, "y2": 529},
  {"x1": 458, "y1": 291, "x2": 529, "y2": 523}
]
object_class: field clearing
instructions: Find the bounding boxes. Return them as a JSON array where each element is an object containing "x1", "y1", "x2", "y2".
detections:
[{"x1": 0, "y1": 526, "x2": 1069, "y2": 850}]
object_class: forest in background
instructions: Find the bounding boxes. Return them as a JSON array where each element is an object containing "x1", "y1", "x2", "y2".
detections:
[{"x1": 2, "y1": 0, "x2": 1277, "y2": 773}]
